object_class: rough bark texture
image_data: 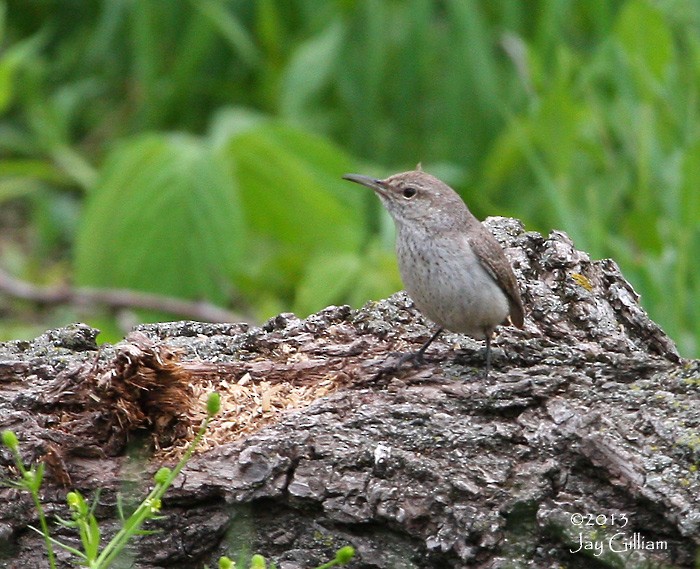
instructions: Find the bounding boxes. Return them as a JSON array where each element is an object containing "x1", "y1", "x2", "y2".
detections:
[{"x1": 0, "y1": 218, "x2": 698, "y2": 569}]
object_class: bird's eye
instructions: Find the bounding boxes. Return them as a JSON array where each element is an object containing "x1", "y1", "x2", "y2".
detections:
[{"x1": 402, "y1": 187, "x2": 417, "y2": 199}]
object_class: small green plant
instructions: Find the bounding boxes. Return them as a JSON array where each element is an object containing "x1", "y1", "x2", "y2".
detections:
[
  {"x1": 2, "y1": 394, "x2": 356, "y2": 569},
  {"x1": 215, "y1": 545, "x2": 355, "y2": 569},
  {"x1": 1, "y1": 429, "x2": 56, "y2": 567},
  {"x1": 316, "y1": 545, "x2": 355, "y2": 568},
  {"x1": 1, "y1": 392, "x2": 222, "y2": 568}
]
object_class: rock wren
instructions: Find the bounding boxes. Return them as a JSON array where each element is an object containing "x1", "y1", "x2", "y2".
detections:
[{"x1": 343, "y1": 169, "x2": 524, "y2": 377}]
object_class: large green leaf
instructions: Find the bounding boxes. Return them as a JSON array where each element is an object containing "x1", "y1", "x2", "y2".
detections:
[
  {"x1": 224, "y1": 121, "x2": 366, "y2": 289},
  {"x1": 294, "y1": 242, "x2": 403, "y2": 317},
  {"x1": 293, "y1": 251, "x2": 362, "y2": 316},
  {"x1": 74, "y1": 133, "x2": 245, "y2": 306}
]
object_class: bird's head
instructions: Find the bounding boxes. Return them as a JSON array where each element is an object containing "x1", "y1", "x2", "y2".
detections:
[{"x1": 343, "y1": 170, "x2": 469, "y2": 230}]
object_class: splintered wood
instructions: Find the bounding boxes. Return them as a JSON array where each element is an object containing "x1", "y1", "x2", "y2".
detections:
[
  {"x1": 168, "y1": 370, "x2": 340, "y2": 461},
  {"x1": 103, "y1": 333, "x2": 352, "y2": 461},
  {"x1": 15, "y1": 327, "x2": 356, "y2": 475}
]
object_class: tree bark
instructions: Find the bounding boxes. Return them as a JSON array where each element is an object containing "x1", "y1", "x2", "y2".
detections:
[{"x1": 0, "y1": 218, "x2": 697, "y2": 569}]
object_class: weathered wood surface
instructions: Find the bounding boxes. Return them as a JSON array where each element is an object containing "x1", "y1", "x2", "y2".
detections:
[{"x1": 0, "y1": 218, "x2": 697, "y2": 568}]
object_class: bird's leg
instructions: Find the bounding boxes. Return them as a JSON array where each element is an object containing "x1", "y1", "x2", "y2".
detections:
[
  {"x1": 415, "y1": 326, "x2": 444, "y2": 364},
  {"x1": 483, "y1": 329, "x2": 495, "y2": 379},
  {"x1": 371, "y1": 327, "x2": 445, "y2": 381},
  {"x1": 396, "y1": 327, "x2": 444, "y2": 368}
]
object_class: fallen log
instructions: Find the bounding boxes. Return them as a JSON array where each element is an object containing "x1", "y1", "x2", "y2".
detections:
[{"x1": 0, "y1": 218, "x2": 697, "y2": 568}]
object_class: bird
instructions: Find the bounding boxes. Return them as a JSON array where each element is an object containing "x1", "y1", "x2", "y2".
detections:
[{"x1": 343, "y1": 168, "x2": 524, "y2": 377}]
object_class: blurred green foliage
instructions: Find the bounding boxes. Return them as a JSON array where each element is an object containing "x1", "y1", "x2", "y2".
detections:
[{"x1": 0, "y1": 0, "x2": 698, "y2": 357}]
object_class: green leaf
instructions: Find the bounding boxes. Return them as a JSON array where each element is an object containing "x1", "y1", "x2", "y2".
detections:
[
  {"x1": 279, "y1": 20, "x2": 344, "y2": 120},
  {"x1": 192, "y1": 0, "x2": 261, "y2": 67},
  {"x1": 347, "y1": 238, "x2": 402, "y2": 308},
  {"x1": 224, "y1": 122, "x2": 366, "y2": 297},
  {"x1": 0, "y1": 26, "x2": 46, "y2": 114},
  {"x1": 0, "y1": 177, "x2": 41, "y2": 202},
  {"x1": 208, "y1": 107, "x2": 268, "y2": 149},
  {"x1": 256, "y1": 0, "x2": 283, "y2": 60},
  {"x1": 74, "y1": 133, "x2": 246, "y2": 308},
  {"x1": 1, "y1": 430, "x2": 18, "y2": 452},
  {"x1": 615, "y1": 0, "x2": 673, "y2": 81},
  {"x1": 293, "y1": 251, "x2": 361, "y2": 316},
  {"x1": 680, "y1": 141, "x2": 700, "y2": 229}
]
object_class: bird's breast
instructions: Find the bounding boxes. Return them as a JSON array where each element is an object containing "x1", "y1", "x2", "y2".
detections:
[{"x1": 396, "y1": 230, "x2": 509, "y2": 338}]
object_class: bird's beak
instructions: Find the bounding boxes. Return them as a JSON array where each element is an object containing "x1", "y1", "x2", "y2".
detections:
[{"x1": 342, "y1": 174, "x2": 387, "y2": 196}]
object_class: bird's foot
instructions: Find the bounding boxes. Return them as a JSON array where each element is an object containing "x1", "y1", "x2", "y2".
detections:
[
  {"x1": 395, "y1": 349, "x2": 429, "y2": 368},
  {"x1": 453, "y1": 344, "x2": 497, "y2": 380},
  {"x1": 371, "y1": 350, "x2": 434, "y2": 380}
]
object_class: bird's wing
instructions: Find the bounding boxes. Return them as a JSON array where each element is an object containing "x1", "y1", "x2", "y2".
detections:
[{"x1": 467, "y1": 225, "x2": 525, "y2": 329}]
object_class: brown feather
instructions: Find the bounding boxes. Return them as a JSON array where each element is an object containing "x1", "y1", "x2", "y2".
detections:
[{"x1": 467, "y1": 224, "x2": 524, "y2": 329}]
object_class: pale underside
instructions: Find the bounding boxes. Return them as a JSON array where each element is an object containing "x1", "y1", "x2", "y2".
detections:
[{"x1": 396, "y1": 229, "x2": 509, "y2": 338}]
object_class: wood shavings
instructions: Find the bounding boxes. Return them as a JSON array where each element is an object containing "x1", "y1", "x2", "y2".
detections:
[{"x1": 156, "y1": 365, "x2": 343, "y2": 461}]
